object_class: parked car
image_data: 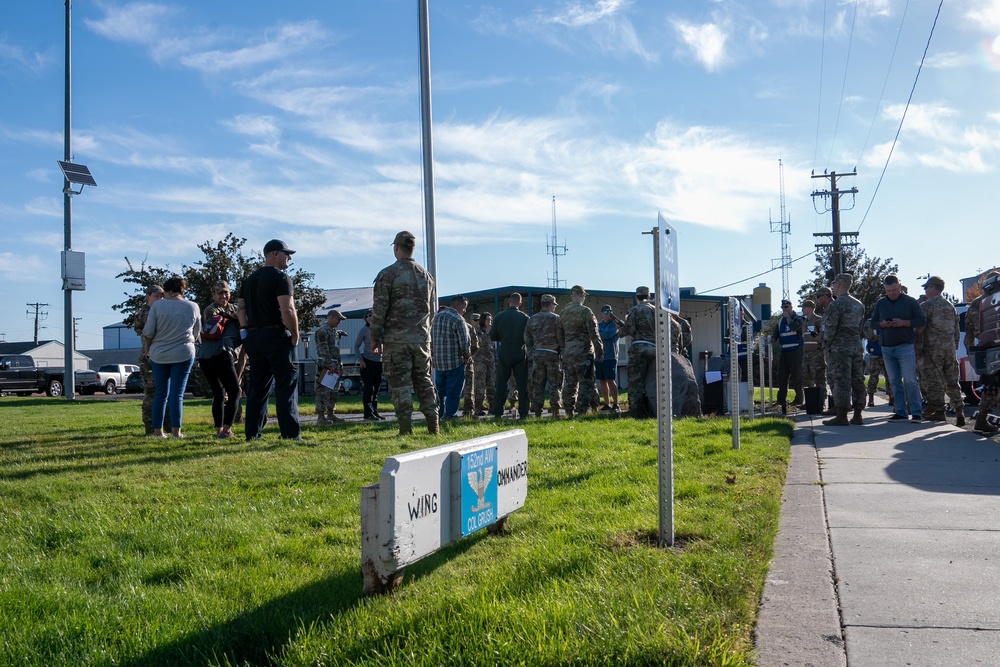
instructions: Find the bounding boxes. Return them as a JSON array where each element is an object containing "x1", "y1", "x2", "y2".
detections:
[
  {"x1": 124, "y1": 371, "x2": 144, "y2": 394},
  {"x1": 0, "y1": 354, "x2": 100, "y2": 397},
  {"x1": 94, "y1": 364, "x2": 140, "y2": 395}
]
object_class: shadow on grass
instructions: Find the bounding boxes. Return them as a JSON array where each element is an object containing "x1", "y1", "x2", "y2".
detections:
[{"x1": 119, "y1": 532, "x2": 486, "y2": 667}]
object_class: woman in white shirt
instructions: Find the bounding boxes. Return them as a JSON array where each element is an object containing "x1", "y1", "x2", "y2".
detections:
[{"x1": 142, "y1": 275, "x2": 201, "y2": 438}]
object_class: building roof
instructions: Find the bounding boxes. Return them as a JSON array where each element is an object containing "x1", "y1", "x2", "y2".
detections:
[
  {"x1": 317, "y1": 287, "x2": 372, "y2": 318},
  {"x1": 0, "y1": 340, "x2": 57, "y2": 355}
]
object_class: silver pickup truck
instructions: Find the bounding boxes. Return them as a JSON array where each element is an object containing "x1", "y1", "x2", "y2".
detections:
[{"x1": 94, "y1": 363, "x2": 141, "y2": 395}]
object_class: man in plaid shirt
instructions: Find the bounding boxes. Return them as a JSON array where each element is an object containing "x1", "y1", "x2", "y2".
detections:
[{"x1": 432, "y1": 295, "x2": 472, "y2": 419}]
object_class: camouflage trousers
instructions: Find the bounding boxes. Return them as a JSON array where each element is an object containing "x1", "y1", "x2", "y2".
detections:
[
  {"x1": 383, "y1": 342, "x2": 438, "y2": 429},
  {"x1": 473, "y1": 356, "x2": 495, "y2": 413},
  {"x1": 530, "y1": 351, "x2": 563, "y2": 415},
  {"x1": 314, "y1": 380, "x2": 339, "y2": 418},
  {"x1": 462, "y1": 361, "x2": 475, "y2": 415},
  {"x1": 980, "y1": 384, "x2": 999, "y2": 415},
  {"x1": 562, "y1": 354, "x2": 598, "y2": 415},
  {"x1": 827, "y1": 345, "x2": 866, "y2": 410},
  {"x1": 627, "y1": 343, "x2": 657, "y2": 417},
  {"x1": 801, "y1": 348, "x2": 827, "y2": 389},
  {"x1": 867, "y1": 356, "x2": 893, "y2": 399},
  {"x1": 917, "y1": 349, "x2": 964, "y2": 414}
]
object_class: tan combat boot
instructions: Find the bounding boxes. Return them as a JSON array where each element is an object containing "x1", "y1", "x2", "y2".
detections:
[
  {"x1": 850, "y1": 407, "x2": 864, "y2": 425},
  {"x1": 397, "y1": 414, "x2": 413, "y2": 436},
  {"x1": 956, "y1": 409, "x2": 966, "y2": 427},
  {"x1": 867, "y1": 393, "x2": 875, "y2": 407},
  {"x1": 316, "y1": 415, "x2": 330, "y2": 426},
  {"x1": 974, "y1": 411, "x2": 998, "y2": 434},
  {"x1": 426, "y1": 413, "x2": 440, "y2": 435},
  {"x1": 823, "y1": 408, "x2": 850, "y2": 426}
]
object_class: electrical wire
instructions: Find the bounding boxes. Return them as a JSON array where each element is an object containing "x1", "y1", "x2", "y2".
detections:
[
  {"x1": 812, "y1": 0, "x2": 828, "y2": 170},
  {"x1": 826, "y1": 0, "x2": 859, "y2": 171},
  {"x1": 701, "y1": 250, "x2": 818, "y2": 295},
  {"x1": 855, "y1": 0, "x2": 910, "y2": 169},
  {"x1": 856, "y1": 0, "x2": 944, "y2": 233}
]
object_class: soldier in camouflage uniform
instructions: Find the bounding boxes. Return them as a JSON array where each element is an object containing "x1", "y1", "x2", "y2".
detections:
[
  {"x1": 800, "y1": 299, "x2": 827, "y2": 407},
  {"x1": 670, "y1": 313, "x2": 692, "y2": 357},
  {"x1": 524, "y1": 294, "x2": 564, "y2": 417},
  {"x1": 916, "y1": 276, "x2": 965, "y2": 425},
  {"x1": 865, "y1": 331, "x2": 893, "y2": 407},
  {"x1": 819, "y1": 273, "x2": 867, "y2": 425},
  {"x1": 623, "y1": 286, "x2": 657, "y2": 418},
  {"x1": 314, "y1": 309, "x2": 346, "y2": 425},
  {"x1": 558, "y1": 285, "x2": 602, "y2": 417},
  {"x1": 472, "y1": 312, "x2": 495, "y2": 416},
  {"x1": 966, "y1": 271, "x2": 1000, "y2": 434},
  {"x1": 460, "y1": 301, "x2": 479, "y2": 417},
  {"x1": 134, "y1": 285, "x2": 166, "y2": 434},
  {"x1": 370, "y1": 231, "x2": 439, "y2": 435}
]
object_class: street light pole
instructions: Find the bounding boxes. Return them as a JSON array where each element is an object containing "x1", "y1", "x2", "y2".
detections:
[{"x1": 63, "y1": 0, "x2": 76, "y2": 400}]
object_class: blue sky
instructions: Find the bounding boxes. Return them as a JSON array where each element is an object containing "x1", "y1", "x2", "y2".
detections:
[{"x1": 2, "y1": 0, "x2": 999, "y2": 350}]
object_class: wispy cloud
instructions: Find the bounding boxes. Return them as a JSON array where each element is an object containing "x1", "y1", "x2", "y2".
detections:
[
  {"x1": 179, "y1": 22, "x2": 328, "y2": 73},
  {"x1": 0, "y1": 36, "x2": 55, "y2": 75},
  {"x1": 673, "y1": 20, "x2": 729, "y2": 71}
]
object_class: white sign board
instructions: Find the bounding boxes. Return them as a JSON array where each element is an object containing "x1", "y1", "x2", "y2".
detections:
[{"x1": 362, "y1": 429, "x2": 528, "y2": 593}]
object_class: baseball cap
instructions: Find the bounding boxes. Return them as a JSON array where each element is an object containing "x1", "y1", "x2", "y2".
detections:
[
  {"x1": 327, "y1": 309, "x2": 345, "y2": 319},
  {"x1": 921, "y1": 276, "x2": 944, "y2": 289},
  {"x1": 541, "y1": 294, "x2": 557, "y2": 305},
  {"x1": 392, "y1": 230, "x2": 416, "y2": 247},
  {"x1": 263, "y1": 239, "x2": 295, "y2": 255},
  {"x1": 570, "y1": 285, "x2": 587, "y2": 297},
  {"x1": 781, "y1": 299, "x2": 793, "y2": 307},
  {"x1": 815, "y1": 286, "x2": 833, "y2": 297},
  {"x1": 601, "y1": 304, "x2": 613, "y2": 314}
]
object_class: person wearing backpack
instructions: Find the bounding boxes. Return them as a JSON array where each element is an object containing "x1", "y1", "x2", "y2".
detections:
[{"x1": 196, "y1": 280, "x2": 242, "y2": 438}]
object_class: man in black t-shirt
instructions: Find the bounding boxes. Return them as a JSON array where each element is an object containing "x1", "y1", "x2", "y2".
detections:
[{"x1": 237, "y1": 239, "x2": 301, "y2": 440}]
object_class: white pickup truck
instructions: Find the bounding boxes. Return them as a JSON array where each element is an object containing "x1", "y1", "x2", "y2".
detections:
[{"x1": 94, "y1": 363, "x2": 140, "y2": 395}]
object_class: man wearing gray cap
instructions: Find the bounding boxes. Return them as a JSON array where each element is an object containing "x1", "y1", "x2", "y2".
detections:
[
  {"x1": 237, "y1": 239, "x2": 301, "y2": 440},
  {"x1": 917, "y1": 276, "x2": 965, "y2": 425},
  {"x1": 524, "y1": 293, "x2": 564, "y2": 417}
]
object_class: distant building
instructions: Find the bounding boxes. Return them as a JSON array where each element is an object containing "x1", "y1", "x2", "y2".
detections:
[{"x1": 0, "y1": 340, "x2": 91, "y2": 368}]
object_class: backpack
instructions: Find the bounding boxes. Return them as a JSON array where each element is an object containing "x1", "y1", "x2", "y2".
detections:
[{"x1": 201, "y1": 314, "x2": 230, "y2": 341}]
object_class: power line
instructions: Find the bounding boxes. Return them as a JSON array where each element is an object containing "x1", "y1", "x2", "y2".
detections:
[
  {"x1": 701, "y1": 250, "x2": 818, "y2": 295},
  {"x1": 856, "y1": 0, "x2": 944, "y2": 233}
]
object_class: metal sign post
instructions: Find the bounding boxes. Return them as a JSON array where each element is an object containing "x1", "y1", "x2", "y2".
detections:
[
  {"x1": 744, "y1": 321, "x2": 755, "y2": 422},
  {"x1": 730, "y1": 297, "x2": 740, "y2": 450},
  {"x1": 654, "y1": 214, "x2": 678, "y2": 547},
  {"x1": 758, "y1": 333, "x2": 767, "y2": 416}
]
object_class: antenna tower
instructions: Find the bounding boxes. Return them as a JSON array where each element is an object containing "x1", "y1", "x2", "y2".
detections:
[
  {"x1": 546, "y1": 195, "x2": 568, "y2": 289},
  {"x1": 769, "y1": 159, "x2": 792, "y2": 302}
]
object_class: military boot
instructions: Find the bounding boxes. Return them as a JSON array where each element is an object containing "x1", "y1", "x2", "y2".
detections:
[
  {"x1": 956, "y1": 410, "x2": 966, "y2": 427},
  {"x1": 426, "y1": 413, "x2": 440, "y2": 435},
  {"x1": 850, "y1": 407, "x2": 864, "y2": 425},
  {"x1": 397, "y1": 414, "x2": 413, "y2": 436},
  {"x1": 974, "y1": 411, "x2": 998, "y2": 434},
  {"x1": 867, "y1": 393, "x2": 875, "y2": 407},
  {"x1": 780, "y1": 401, "x2": 787, "y2": 416},
  {"x1": 888, "y1": 395, "x2": 894, "y2": 407},
  {"x1": 316, "y1": 415, "x2": 330, "y2": 426},
  {"x1": 925, "y1": 411, "x2": 946, "y2": 422},
  {"x1": 823, "y1": 408, "x2": 850, "y2": 426}
]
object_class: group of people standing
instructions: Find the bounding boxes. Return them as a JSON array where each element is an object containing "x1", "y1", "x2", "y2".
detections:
[{"x1": 770, "y1": 271, "x2": 996, "y2": 433}]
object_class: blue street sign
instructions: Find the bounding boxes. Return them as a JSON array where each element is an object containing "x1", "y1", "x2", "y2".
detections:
[
  {"x1": 658, "y1": 214, "x2": 680, "y2": 314},
  {"x1": 461, "y1": 446, "x2": 498, "y2": 536}
]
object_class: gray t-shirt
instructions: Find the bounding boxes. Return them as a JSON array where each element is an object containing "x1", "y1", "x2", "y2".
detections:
[{"x1": 143, "y1": 297, "x2": 201, "y2": 364}]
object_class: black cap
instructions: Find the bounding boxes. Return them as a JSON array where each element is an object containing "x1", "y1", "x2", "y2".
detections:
[
  {"x1": 263, "y1": 239, "x2": 295, "y2": 255},
  {"x1": 781, "y1": 299, "x2": 792, "y2": 307}
]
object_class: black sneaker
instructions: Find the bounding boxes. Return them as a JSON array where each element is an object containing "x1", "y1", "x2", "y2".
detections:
[
  {"x1": 910, "y1": 415, "x2": 923, "y2": 423},
  {"x1": 888, "y1": 413, "x2": 908, "y2": 421}
]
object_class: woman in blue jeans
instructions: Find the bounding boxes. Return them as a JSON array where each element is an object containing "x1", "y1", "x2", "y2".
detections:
[{"x1": 142, "y1": 275, "x2": 201, "y2": 438}]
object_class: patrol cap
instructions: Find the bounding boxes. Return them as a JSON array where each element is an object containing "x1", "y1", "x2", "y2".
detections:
[
  {"x1": 327, "y1": 309, "x2": 345, "y2": 319},
  {"x1": 570, "y1": 285, "x2": 587, "y2": 297},
  {"x1": 391, "y1": 230, "x2": 416, "y2": 248},
  {"x1": 541, "y1": 293, "x2": 557, "y2": 305},
  {"x1": 212, "y1": 280, "x2": 230, "y2": 294},
  {"x1": 781, "y1": 299, "x2": 793, "y2": 307},
  {"x1": 636, "y1": 285, "x2": 650, "y2": 296},
  {"x1": 801, "y1": 299, "x2": 815, "y2": 308},
  {"x1": 922, "y1": 275, "x2": 944, "y2": 289},
  {"x1": 263, "y1": 239, "x2": 295, "y2": 255},
  {"x1": 832, "y1": 272, "x2": 854, "y2": 287},
  {"x1": 145, "y1": 284, "x2": 164, "y2": 296},
  {"x1": 815, "y1": 286, "x2": 833, "y2": 298}
]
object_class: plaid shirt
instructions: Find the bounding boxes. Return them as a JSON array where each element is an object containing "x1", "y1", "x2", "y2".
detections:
[{"x1": 431, "y1": 307, "x2": 471, "y2": 371}]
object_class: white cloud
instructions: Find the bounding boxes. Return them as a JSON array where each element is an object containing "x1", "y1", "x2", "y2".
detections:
[
  {"x1": 547, "y1": 0, "x2": 631, "y2": 28},
  {"x1": 0, "y1": 36, "x2": 55, "y2": 75},
  {"x1": 85, "y1": 2, "x2": 177, "y2": 45},
  {"x1": 875, "y1": 103, "x2": 1000, "y2": 173},
  {"x1": 966, "y1": 0, "x2": 1000, "y2": 32},
  {"x1": 673, "y1": 20, "x2": 728, "y2": 71},
  {"x1": 924, "y1": 51, "x2": 978, "y2": 68},
  {"x1": 180, "y1": 22, "x2": 328, "y2": 73},
  {"x1": 514, "y1": 0, "x2": 657, "y2": 63}
]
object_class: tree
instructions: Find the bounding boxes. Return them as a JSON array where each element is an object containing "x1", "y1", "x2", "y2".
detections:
[
  {"x1": 113, "y1": 233, "x2": 327, "y2": 330},
  {"x1": 798, "y1": 247, "x2": 898, "y2": 317}
]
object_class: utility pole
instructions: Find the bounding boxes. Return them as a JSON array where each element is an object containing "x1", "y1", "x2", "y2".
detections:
[
  {"x1": 811, "y1": 170, "x2": 858, "y2": 277},
  {"x1": 26, "y1": 302, "x2": 50, "y2": 345},
  {"x1": 73, "y1": 317, "x2": 82, "y2": 347}
]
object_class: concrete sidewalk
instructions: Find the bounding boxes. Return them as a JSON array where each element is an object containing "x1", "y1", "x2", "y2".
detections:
[{"x1": 755, "y1": 403, "x2": 1000, "y2": 666}]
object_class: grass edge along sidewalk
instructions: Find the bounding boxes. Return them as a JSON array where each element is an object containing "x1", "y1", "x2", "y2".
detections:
[{"x1": 0, "y1": 398, "x2": 791, "y2": 666}]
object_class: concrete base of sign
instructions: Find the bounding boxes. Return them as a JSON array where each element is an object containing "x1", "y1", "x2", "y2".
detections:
[{"x1": 360, "y1": 429, "x2": 528, "y2": 595}]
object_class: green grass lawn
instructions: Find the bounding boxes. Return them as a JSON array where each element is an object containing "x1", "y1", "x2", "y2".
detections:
[{"x1": 0, "y1": 396, "x2": 791, "y2": 666}]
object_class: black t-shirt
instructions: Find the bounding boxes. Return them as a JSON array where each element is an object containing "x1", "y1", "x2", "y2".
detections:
[{"x1": 239, "y1": 266, "x2": 294, "y2": 328}]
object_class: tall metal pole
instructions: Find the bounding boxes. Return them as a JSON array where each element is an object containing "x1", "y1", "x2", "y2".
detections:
[
  {"x1": 63, "y1": 0, "x2": 76, "y2": 400},
  {"x1": 650, "y1": 226, "x2": 674, "y2": 547},
  {"x1": 417, "y1": 0, "x2": 437, "y2": 281}
]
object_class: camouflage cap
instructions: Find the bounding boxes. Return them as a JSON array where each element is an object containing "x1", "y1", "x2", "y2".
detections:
[
  {"x1": 815, "y1": 286, "x2": 833, "y2": 298},
  {"x1": 832, "y1": 273, "x2": 854, "y2": 288},
  {"x1": 921, "y1": 275, "x2": 944, "y2": 289},
  {"x1": 540, "y1": 294, "x2": 557, "y2": 305},
  {"x1": 635, "y1": 285, "x2": 650, "y2": 296},
  {"x1": 145, "y1": 284, "x2": 164, "y2": 296},
  {"x1": 801, "y1": 299, "x2": 815, "y2": 308},
  {"x1": 327, "y1": 309, "x2": 345, "y2": 319},
  {"x1": 391, "y1": 230, "x2": 416, "y2": 247},
  {"x1": 570, "y1": 285, "x2": 587, "y2": 297}
]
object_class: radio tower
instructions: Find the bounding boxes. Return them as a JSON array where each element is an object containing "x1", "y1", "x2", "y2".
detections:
[
  {"x1": 769, "y1": 159, "x2": 792, "y2": 302},
  {"x1": 546, "y1": 195, "x2": 568, "y2": 289}
]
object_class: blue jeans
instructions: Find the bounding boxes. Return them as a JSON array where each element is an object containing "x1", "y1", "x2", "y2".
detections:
[
  {"x1": 435, "y1": 364, "x2": 466, "y2": 418},
  {"x1": 882, "y1": 343, "x2": 923, "y2": 417},
  {"x1": 150, "y1": 357, "x2": 195, "y2": 431}
]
